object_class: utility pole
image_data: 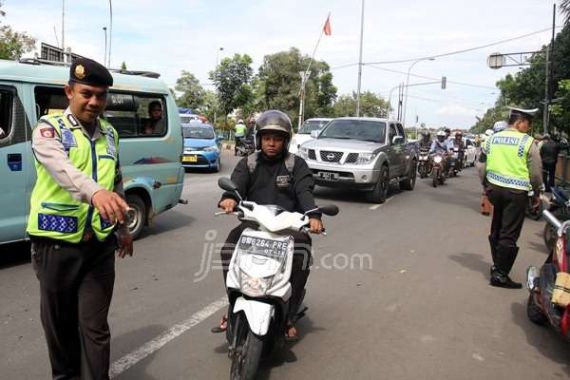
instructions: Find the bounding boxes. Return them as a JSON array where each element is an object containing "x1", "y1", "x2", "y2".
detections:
[
  {"x1": 61, "y1": 0, "x2": 65, "y2": 62},
  {"x1": 108, "y1": 0, "x2": 113, "y2": 68},
  {"x1": 355, "y1": 0, "x2": 365, "y2": 117},
  {"x1": 544, "y1": 2, "x2": 556, "y2": 135}
]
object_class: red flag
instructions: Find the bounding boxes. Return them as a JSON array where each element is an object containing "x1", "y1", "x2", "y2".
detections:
[{"x1": 323, "y1": 15, "x2": 332, "y2": 36}]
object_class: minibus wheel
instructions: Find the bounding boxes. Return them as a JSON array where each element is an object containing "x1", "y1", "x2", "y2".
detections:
[{"x1": 126, "y1": 194, "x2": 146, "y2": 239}]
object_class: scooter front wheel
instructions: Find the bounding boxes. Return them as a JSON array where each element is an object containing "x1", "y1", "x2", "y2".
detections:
[
  {"x1": 526, "y1": 294, "x2": 548, "y2": 326},
  {"x1": 230, "y1": 313, "x2": 264, "y2": 380}
]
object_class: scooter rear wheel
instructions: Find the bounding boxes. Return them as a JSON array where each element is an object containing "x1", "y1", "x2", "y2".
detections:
[{"x1": 526, "y1": 294, "x2": 548, "y2": 326}]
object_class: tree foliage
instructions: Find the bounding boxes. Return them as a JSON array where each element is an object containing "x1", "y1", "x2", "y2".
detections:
[
  {"x1": 175, "y1": 70, "x2": 205, "y2": 110},
  {"x1": 209, "y1": 54, "x2": 254, "y2": 121},
  {"x1": 0, "y1": 2, "x2": 35, "y2": 60},
  {"x1": 256, "y1": 47, "x2": 337, "y2": 127},
  {"x1": 333, "y1": 91, "x2": 389, "y2": 118}
]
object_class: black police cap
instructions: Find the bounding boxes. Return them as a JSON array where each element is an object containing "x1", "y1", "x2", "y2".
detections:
[{"x1": 69, "y1": 57, "x2": 113, "y2": 87}]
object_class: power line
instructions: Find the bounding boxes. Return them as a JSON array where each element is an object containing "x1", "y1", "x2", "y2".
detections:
[
  {"x1": 331, "y1": 26, "x2": 559, "y2": 69},
  {"x1": 366, "y1": 64, "x2": 497, "y2": 90}
]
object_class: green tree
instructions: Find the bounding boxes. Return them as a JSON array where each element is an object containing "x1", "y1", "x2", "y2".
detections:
[
  {"x1": 198, "y1": 89, "x2": 220, "y2": 125},
  {"x1": 256, "y1": 47, "x2": 337, "y2": 126},
  {"x1": 120, "y1": 61, "x2": 127, "y2": 70},
  {"x1": 0, "y1": 2, "x2": 35, "y2": 60},
  {"x1": 209, "y1": 54, "x2": 254, "y2": 122},
  {"x1": 562, "y1": 0, "x2": 570, "y2": 24},
  {"x1": 175, "y1": 70, "x2": 205, "y2": 110},
  {"x1": 332, "y1": 91, "x2": 388, "y2": 118}
]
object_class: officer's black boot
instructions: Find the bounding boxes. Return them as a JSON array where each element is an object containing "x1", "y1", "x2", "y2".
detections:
[
  {"x1": 490, "y1": 245, "x2": 522, "y2": 289},
  {"x1": 488, "y1": 235, "x2": 497, "y2": 275}
]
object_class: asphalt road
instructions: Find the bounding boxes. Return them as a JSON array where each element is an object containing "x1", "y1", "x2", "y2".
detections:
[{"x1": 1, "y1": 150, "x2": 568, "y2": 379}]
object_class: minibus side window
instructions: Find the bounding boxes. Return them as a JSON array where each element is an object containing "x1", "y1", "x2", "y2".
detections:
[
  {"x1": 0, "y1": 88, "x2": 28, "y2": 147},
  {"x1": 105, "y1": 94, "x2": 167, "y2": 138}
]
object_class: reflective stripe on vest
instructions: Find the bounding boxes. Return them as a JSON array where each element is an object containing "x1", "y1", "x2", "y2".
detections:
[
  {"x1": 27, "y1": 114, "x2": 119, "y2": 243},
  {"x1": 485, "y1": 129, "x2": 533, "y2": 191}
]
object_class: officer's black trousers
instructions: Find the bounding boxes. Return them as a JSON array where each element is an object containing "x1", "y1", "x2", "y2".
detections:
[
  {"x1": 220, "y1": 222, "x2": 312, "y2": 321},
  {"x1": 31, "y1": 236, "x2": 116, "y2": 380},
  {"x1": 488, "y1": 185, "x2": 527, "y2": 248}
]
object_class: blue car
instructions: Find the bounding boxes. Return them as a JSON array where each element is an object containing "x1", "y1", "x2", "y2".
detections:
[{"x1": 181, "y1": 122, "x2": 222, "y2": 172}]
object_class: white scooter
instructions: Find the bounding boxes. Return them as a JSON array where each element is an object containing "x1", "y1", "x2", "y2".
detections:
[{"x1": 216, "y1": 177, "x2": 339, "y2": 380}]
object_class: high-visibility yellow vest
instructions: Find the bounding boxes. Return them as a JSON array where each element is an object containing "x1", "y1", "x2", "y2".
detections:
[
  {"x1": 485, "y1": 129, "x2": 533, "y2": 191},
  {"x1": 27, "y1": 114, "x2": 119, "y2": 243},
  {"x1": 235, "y1": 123, "x2": 246, "y2": 137}
]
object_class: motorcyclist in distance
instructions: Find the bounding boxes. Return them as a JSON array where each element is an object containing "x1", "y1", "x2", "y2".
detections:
[
  {"x1": 430, "y1": 130, "x2": 451, "y2": 171},
  {"x1": 451, "y1": 130, "x2": 466, "y2": 170},
  {"x1": 418, "y1": 129, "x2": 432, "y2": 150}
]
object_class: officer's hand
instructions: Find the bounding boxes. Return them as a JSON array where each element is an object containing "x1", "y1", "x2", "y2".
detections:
[
  {"x1": 117, "y1": 228, "x2": 134, "y2": 258},
  {"x1": 92, "y1": 189, "x2": 129, "y2": 224},
  {"x1": 219, "y1": 198, "x2": 238, "y2": 213},
  {"x1": 309, "y1": 218, "x2": 324, "y2": 234}
]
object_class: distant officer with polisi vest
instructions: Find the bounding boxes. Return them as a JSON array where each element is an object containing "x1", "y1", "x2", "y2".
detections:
[
  {"x1": 479, "y1": 107, "x2": 543, "y2": 289},
  {"x1": 27, "y1": 57, "x2": 133, "y2": 380}
]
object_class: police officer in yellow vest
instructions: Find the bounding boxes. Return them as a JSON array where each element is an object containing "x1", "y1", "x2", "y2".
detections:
[
  {"x1": 27, "y1": 57, "x2": 133, "y2": 380},
  {"x1": 479, "y1": 107, "x2": 542, "y2": 289}
]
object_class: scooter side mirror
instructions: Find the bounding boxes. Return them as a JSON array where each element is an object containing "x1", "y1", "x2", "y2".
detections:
[
  {"x1": 218, "y1": 177, "x2": 238, "y2": 192},
  {"x1": 319, "y1": 204, "x2": 339, "y2": 216}
]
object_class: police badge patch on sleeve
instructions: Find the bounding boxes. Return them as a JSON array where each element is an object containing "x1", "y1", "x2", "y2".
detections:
[
  {"x1": 40, "y1": 128, "x2": 55, "y2": 138},
  {"x1": 276, "y1": 175, "x2": 291, "y2": 188}
]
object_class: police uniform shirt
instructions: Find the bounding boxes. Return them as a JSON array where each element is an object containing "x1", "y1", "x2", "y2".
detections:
[
  {"x1": 31, "y1": 107, "x2": 125, "y2": 204},
  {"x1": 478, "y1": 127, "x2": 543, "y2": 191}
]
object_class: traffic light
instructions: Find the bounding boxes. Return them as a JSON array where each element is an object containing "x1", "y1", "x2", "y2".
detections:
[{"x1": 441, "y1": 76, "x2": 447, "y2": 90}]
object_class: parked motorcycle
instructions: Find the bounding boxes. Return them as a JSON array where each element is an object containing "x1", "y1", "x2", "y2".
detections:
[
  {"x1": 235, "y1": 137, "x2": 255, "y2": 157},
  {"x1": 526, "y1": 209, "x2": 570, "y2": 340},
  {"x1": 544, "y1": 187, "x2": 570, "y2": 252},
  {"x1": 430, "y1": 153, "x2": 446, "y2": 188},
  {"x1": 216, "y1": 177, "x2": 339, "y2": 380},
  {"x1": 417, "y1": 148, "x2": 431, "y2": 178}
]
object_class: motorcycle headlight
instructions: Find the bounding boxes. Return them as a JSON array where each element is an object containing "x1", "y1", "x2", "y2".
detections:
[
  {"x1": 298, "y1": 147, "x2": 309, "y2": 159},
  {"x1": 434, "y1": 156, "x2": 443, "y2": 164},
  {"x1": 203, "y1": 145, "x2": 219, "y2": 152},
  {"x1": 357, "y1": 153, "x2": 376, "y2": 165},
  {"x1": 240, "y1": 271, "x2": 272, "y2": 297}
]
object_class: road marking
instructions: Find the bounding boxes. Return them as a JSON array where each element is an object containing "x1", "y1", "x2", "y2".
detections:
[
  {"x1": 110, "y1": 296, "x2": 228, "y2": 378},
  {"x1": 369, "y1": 196, "x2": 393, "y2": 210}
]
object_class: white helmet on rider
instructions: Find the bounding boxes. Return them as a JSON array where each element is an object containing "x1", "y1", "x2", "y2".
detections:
[
  {"x1": 485, "y1": 129, "x2": 494, "y2": 136},
  {"x1": 436, "y1": 130, "x2": 446, "y2": 142}
]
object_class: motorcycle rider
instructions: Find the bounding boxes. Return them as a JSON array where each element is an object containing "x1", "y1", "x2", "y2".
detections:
[
  {"x1": 418, "y1": 129, "x2": 432, "y2": 150},
  {"x1": 429, "y1": 130, "x2": 451, "y2": 171},
  {"x1": 234, "y1": 119, "x2": 247, "y2": 156},
  {"x1": 214, "y1": 110, "x2": 324, "y2": 341},
  {"x1": 450, "y1": 130, "x2": 466, "y2": 171}
]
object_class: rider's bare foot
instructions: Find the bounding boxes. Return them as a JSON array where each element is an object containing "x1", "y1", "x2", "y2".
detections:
[
  {"x1": 285, "y1": 324, "x2": 299, "y2": 342},
  {"x1": 210, "y1": 315, "x2": 228, "y2": 333}
]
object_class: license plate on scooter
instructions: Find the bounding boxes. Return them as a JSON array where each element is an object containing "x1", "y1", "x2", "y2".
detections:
[{"x1": 238, "y1": 234, "x2": 291, "y2": 259}]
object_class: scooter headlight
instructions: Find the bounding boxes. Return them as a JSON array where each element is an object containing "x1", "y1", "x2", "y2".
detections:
[
  {"x1": 240, "y1": 271, "x2": 272, "y2": 297},
  {"x1": 434, "y1": 155, "x2": 443, "y2": 164}
]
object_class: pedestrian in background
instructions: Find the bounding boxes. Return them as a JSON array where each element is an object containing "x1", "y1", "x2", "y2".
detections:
[
  {"x1": 540, "y1": 134, "x2": 561, "y2": 192},
  {"x1": 478, "y1": 107, "x2": 543, "y2": 289},
  {"x1": 27, "y1": 57, "x2": 133, "y2": 380}
]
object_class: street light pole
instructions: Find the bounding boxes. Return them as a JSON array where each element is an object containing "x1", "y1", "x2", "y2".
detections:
[
  {"x1": 402, "y1": 57, "x2": 434, "y2": 127},
  {"x1": 103, "y1": 27, "x2": 108, "y2": 67},
  {"x1": 215, "y1": 47, "x2": 224, "y2": 67},
  {"x1": 108, "y1": 0, "x2": 112, "y2": 68},
  {"x1": 61, "y1": 0, "x2": 65, "y2": 62},
  {"x1": 355, "y1": 0, "x2": 365, "y2": 117}
]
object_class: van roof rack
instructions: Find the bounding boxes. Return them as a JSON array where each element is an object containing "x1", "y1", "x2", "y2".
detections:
[{"x1": 18, "y1": 58, "x2": 161, "y2": 78}]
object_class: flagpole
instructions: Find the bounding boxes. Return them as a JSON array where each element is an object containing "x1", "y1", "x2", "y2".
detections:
[
  {"x1": 356, "y1": 0, "x2": 365, "y2": 117},
  {"x1": 298, "y1": 12, "x2": 330, "y2": 130}
]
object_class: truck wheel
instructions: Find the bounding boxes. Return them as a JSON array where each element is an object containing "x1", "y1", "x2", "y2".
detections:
[
  {"x1": 126, "y1": 193, "x2": 146, "y2": 240},
  {"x1": 367, "y1": 166, "x2": 389, "y2": 203},
  {"x1": 400, "y1": 160, "x2": 416, "y2": 191}
]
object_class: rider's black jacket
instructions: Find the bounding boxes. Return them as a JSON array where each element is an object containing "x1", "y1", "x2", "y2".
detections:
[{"x1": 221, "y1": 151, "x2": 321, "y2": 218}]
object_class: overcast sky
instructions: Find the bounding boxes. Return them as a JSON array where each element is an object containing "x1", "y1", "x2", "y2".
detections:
[{"x1": 4, "y1": 0, "x2": 561, "y2": 128}]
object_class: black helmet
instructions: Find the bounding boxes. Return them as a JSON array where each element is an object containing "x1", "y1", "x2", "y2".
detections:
[
  {"x1": 255, "y1": 110, "x2": 292, "y2": 150},
  {"x1": 444, "y1": 127, "x2": 451, "y2": 135}
]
